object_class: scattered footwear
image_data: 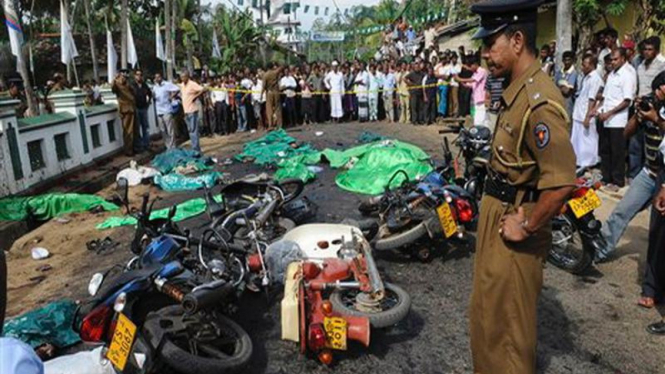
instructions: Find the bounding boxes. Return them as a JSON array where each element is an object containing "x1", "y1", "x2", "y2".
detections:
[
  {"x1": 646, "y1": 321, "x2": 665, "y2": 335},
  {"x1": 637, "y1": 296, "x2": 655, "y2": 309}
]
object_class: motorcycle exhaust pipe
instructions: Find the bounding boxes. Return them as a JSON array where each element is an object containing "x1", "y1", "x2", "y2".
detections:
[
  {"x1": 359, "y1": 247, "x2": 385, "y2": 299},
  {"x1": 182, "y1": 280, "x2": 233, "y2": 314},
  {"x1": 346, "y1": 315, "x2": 371, "y2": 347}
]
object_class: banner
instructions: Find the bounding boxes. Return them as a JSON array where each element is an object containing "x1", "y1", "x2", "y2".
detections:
[
  {"x1": 310, "y1": 31, "x2": 345, "y2": 42},
  {"x1": 60, "y1": 0, "x2": 79, "y2": 65},
  {"x1": 156, "y1": 18, "x2": 166, "y2": 61},
  {"x1": 106, "y1": 28, "x2": 117, "y2": 84},
  {"x1": 212, "y1": 28, "x2": 222, "y2": 59},
  {"x1": 127, "y1": 18, "x2": 138, "y2": 68},
  {"x1": 3, "y1": 0, "x2": 23, "y2": 69}
]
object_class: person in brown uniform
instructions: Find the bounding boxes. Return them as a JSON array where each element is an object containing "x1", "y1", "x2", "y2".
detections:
[
  {"x1": 112, "y1": 71, "x2": 137, "y2": 156},
  {"x1": 468, "y1": 1, "x2": 577, "y2": 373},
  {"x1": 263, "y1": 63, "x2": 284, "y2": 130}
]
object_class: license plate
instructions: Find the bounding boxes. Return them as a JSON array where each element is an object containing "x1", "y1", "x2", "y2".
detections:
[
  {"x1": 107, "y1": 313, "x2": 137, "y2": 371},
  {"x1": 324, "y1": 317, "x2": 347, "y2": 350},
  {"x1": 568, "y1": 189, "x2": 602, "y2": 218},
  {"x1": 436, "y1": 203, "x2": 457, "y2": 238}
]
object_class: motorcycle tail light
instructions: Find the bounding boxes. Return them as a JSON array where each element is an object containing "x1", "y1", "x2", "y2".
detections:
[
  {"x1": 80, "y1": 304, "x2": 112, "y2": 343},
  {"x1": 308, "y1": 323, "x2": 327, "y2": 351},
  {"x1": 318, "y1": 350, "x2": 334, "y2": 365},
  {"x1": 571, "y1": 187, "x2": 589, "y2": 199},
  {"x1": 455, "y1": 199, "x2": 474, "y2": 223}
]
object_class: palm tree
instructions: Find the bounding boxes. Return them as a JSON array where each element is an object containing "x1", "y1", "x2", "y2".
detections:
[{"x1": 212, "y1": 7, "x2": 266, "y2": 73}]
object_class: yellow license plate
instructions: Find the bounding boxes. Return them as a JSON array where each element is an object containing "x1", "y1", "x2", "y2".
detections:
[
  {"x1": 436, "y1": 203, "x2": 457, "y2": 239},
  {"x1": 568, "y1": 189, "x2": 602, "y2": 218},
  {"x1": 324, "y1": 316, "x2": 347, "y2": 350},
  {"x1": 107, "y1": 313, "x2": 137, "y2": 371}
]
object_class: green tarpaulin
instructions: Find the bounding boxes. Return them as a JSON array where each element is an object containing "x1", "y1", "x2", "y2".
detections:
[
  {"x1": 3, "y1": 300, "x2": 80, "y2": 348},
  {"x1": 235, "y1": 129, "x2": 322, "y2": 182},
  {"x1": 323, "y1": 140, "x2": 433, "y2": 195},
  {"x1": 0, "y1": 193, "x2": 119, "y2": 221},
  {"x1": 96, "y1": 194, "x2": 223, "y2": 230},
  {"x1": 358, "y1": 131, "x2": 387, "y2": 143},
  {"x1": 152, "y1": 148, "x2": 212, "y2": 174},
  {"x1": 154, "y1": 172, "x2": 223, "y2": 192}
]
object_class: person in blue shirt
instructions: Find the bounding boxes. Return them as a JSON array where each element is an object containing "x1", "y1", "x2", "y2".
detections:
[{"x1": 406, "y1": 26, "x2": 416, "y2": 42}]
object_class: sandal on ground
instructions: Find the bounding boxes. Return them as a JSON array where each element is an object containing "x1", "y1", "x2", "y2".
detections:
[
  {"x1": 646, "y1": 321, "x2": 665, "y2": 335},
  {"x1": 638, "y1": 296, "x2": 655, "y2": 309}
]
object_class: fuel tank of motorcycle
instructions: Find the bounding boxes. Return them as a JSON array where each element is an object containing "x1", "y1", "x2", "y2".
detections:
[{"x1": 140, "y1": 235, "x2": 180, "y2": 266}]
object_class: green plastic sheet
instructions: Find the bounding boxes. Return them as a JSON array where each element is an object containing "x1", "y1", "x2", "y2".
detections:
[
  {"x1": 152, "y1": 148, "x2": 212, "y2": 174},
  {"x1": 323, "y1": 140, "x2": 433, "y2": 195},
  {"x1": 154, "y1": 172, "x2": 223, "y2": 192},
  {"x1": 2, "y1": 300, "x2": 80, "y2": 348},
  {"x1": 358, "y1": 131, "x2": 387, "y2": 143},
  {"x1": 235, "y1": 129, "x2": 321, "y2": 166},
  {"x1": 0, "y1": 193, "x2": 119, "y2": 221},
  {"x1": 275, "y1": 157, "x2": 316, "y2": 183},
  {"x1": 96, "y1": 194, "x2": 223, "y2": 230}
]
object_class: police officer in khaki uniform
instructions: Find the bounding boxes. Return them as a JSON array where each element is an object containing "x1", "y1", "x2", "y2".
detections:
[
  {"x1": 112, "y1": 71, "x2": 137, "y2": 156},
  {"x1": 468, "y1": 1, "x2": 577, "y2": 373},
  {"x1": 263, "y1": 63, "x2": 284, "y2": 130}
]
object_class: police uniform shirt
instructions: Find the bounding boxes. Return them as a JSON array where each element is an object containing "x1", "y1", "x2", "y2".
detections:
[{"x1": 491, "y1": 61, "x2": 576, "y2": 190}]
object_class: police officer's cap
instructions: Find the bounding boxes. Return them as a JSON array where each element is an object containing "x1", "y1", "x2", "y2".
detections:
[{"x1": 471, "y1": 0, "x2": 544, "y2": 40}]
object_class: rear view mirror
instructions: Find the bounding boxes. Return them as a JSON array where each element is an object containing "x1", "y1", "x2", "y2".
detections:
[{"x1": 88, "y1": 273, "x2": 105, "y2": 296}]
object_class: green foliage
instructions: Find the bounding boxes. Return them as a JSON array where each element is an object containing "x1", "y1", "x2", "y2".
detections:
[{"x1": 209, "y1": 6, "x2": 267, "y2": 73}]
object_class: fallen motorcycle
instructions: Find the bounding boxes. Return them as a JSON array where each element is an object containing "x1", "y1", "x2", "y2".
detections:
[
  {"x1": 272, "y1": 223, "x2": 411, "y2": 364},
  {"x1": 550, "y1": 176, "x2": 607, "y2": 274},
  {"x1": 439, "y1": 125, "x2": 491, "y2": 203},
  {"x1": 358, "y1": 170, "x2": 475, "y2": 262}
]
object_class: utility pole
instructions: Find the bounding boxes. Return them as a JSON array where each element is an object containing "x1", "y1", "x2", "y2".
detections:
[
  {"x1": 121, "y1": 0, "x2": 128, "y2": 70},
  {"x1": 165, "y1": 0, "x2": 173, "y2": 80},
  {"x1": 555, "y1": 0, "x2": 572, "y2": 69}
]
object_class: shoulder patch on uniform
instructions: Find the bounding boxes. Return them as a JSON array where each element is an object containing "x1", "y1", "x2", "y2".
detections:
[{"x1": 534, "y1": 123, "x2": 550, "y2": 149}]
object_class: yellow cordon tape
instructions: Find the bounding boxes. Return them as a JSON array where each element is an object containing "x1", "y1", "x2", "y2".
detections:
[{"x1": 207, "y1": 82, "x2": 449, "y2": 96}]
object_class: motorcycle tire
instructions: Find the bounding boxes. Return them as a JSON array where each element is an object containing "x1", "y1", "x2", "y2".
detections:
[
  {"x1": 340, "y1": 218, "x2": 380, "y2": 241},
  {"x1": 276, "y1": 178, "x2": 305, "y2": 204},
  {"x1": 329, "y1": 283, "x2": 411, "y2": 328},
  {"x1": 374, "y1": 221, "x2": 429, "y2": 251},
  {"x1": 144, "y1": 305, "x2": 253, "y2": 374},
  {"x1": 549, "y1": 217, "x2": 594, "y2": 275},
  {"x1": 358, "y1": 200, "x2": 380, "y2": 216}
]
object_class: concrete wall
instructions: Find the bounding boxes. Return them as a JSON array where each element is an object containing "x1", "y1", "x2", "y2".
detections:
[{"x1": 0, "y1": 89, "x2": 160, "y2": 198}]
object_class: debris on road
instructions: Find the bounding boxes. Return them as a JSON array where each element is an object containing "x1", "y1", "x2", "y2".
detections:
[
  {"x1": 3, "y1": 300, "x2": 80, "y2": 349},
  {"x1": 31, "y1": 247, "x2": 50, "y2": 260}
]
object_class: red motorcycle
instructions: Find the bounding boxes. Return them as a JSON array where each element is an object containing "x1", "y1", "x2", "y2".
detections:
[{"x1": 274, "y1": 223, "x2": 411, "y2": 365}]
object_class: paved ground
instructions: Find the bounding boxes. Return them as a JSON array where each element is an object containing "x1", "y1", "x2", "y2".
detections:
[{"x1": 5, "y1": 121, "x2": 665, "y2": 374}]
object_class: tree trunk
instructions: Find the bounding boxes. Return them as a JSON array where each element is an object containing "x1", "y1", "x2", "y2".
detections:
[
  {"x1": 196, "y1": 0, "x2": 203, "y2": 55},
  {"x1": 165, "y1": 0, "x2": 173, "y2": 80},
  {"x1": 630, "y1": 0, "x2": 652, "y2": 42},
  {"x1": 83, "y1": 0, "x2": 99, "y2": 81},
  {"x1": 186, "y1": 41, "x2": 194, "y2": 74},
  {"x1": 121, "y1": 0, "x2": 128, "y2": 70},
  {"x1": 555, "y1": 0, "x2": 572, "y2": 68}
]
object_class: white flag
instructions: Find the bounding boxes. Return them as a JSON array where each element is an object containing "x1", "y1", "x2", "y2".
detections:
[
  {"x1": 3, "y1": 0, "x2": 24, "y2": 69},
  {"x1": 156, "y1": 18, "x2": 166, "y2": 61},
  {"x1": 127, "y1": 18, "x2": 138, "y2": 67},
  {"x1": 212, "y1": 28, "x2": 222, "y2": 59},
  {"x1": 60, "y1": 0, "x2": 79, "y2": 65},
  {"x1": 106, "y1": 28, "x2": 117, "y2": 84}
]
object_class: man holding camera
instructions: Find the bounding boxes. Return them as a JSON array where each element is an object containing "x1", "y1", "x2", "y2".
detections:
[{"x1": 595, "y1": 72, "x2": 665, "y2": 303}]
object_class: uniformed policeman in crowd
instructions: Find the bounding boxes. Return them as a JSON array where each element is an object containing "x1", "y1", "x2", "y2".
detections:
[
  {"x1": 468, "y1": 1, "x2": 577, "y2": 373},
  {"x1": 263, "y1": 63, "x2": 285, "y2": 130}
]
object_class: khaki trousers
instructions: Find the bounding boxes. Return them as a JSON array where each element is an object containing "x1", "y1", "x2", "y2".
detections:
[
  {"x1": 449, "y1": 86, "x2": 459, "y2": 117},
  {"x1": 399, "y1": 94, "x2": 410, "y2": 123},
  {"x1": 120, "y1": 110, "x2": 135, "y2": 154},
  {"x1": 266, "y1": 91, "x2": 282, "y2": 129},
  {"x1": 469, "y1": 195, "x2": 549, "y2": 374}
]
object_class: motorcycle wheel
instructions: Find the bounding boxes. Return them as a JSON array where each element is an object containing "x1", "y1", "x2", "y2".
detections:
[
  {"x1": 143, "y1": 305, "x2": 252, "y2": 374},
  {"x1": 329, "y1": 283, "x2": 411, "y2": 328},
  {"x1": 549, "y1": 216, "x2": 594, "y2": 275},
  {"x1": 276, "y1": 178, "x2": 304, "y2": 204},
  {"x1": 374, "y1": 221, "x2": 429, "y2": 251}
]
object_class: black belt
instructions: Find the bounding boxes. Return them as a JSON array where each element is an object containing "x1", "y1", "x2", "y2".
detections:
[{"x1": 484, "y1": 173, "x2": 540, "y2": 205}]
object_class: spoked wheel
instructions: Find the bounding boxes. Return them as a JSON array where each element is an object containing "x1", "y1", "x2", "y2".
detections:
[
  {"x1": 549, "y1": 216, "x2": 593, "y2": 275},
  {"x1": 329, "y1": 283, "x2": 411, "y2": 328},
  {"x1": 143, "y1": 305, "x2": 252, "y2": 374}
]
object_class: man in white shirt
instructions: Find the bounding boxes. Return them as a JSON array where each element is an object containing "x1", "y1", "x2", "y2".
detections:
[
  {"x1": 597, "y1": 28, "x2": 618, "y2": 76},
  {"x1": 251, "y1": 71, "x2": 265, "y2": 130},
  {"x1": 597, "y1": 48, "x2": 637, "y2": 190},
  {"x1": 152, "y1": 73, "x2": 181, "y2": 148},
  {"x1": 435, "y1": 55, "x2": 451, "y2": 117},
  {"x1": 383, "y1": 66, "x2": 397, "y2": 122},
  {"x1": 324, "y1": 61, "x2": 345, "y2": 122},
  {"x1": 210, "y1": 76, "x2": 229, "y2": 135},
  {"x1": 571, "y1": 54, "x2": 603, "y2": 168},
  {"x1": 448, "y1": 53, "x2": 462, "y2": 117},
  {"x1": 279, "y1": 67, "x2": 298, "y2": 127},
  {"x1": 368, "y1": 64, "x2": 381, "y2": 121}
]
